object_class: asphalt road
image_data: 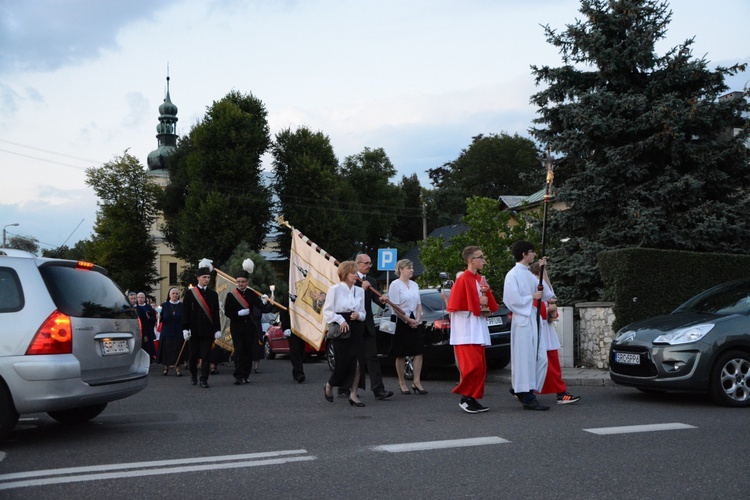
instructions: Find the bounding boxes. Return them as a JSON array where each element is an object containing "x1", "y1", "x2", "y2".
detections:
[{"x1": 1, "y1": 357, "x2": 748, "y2": 499}]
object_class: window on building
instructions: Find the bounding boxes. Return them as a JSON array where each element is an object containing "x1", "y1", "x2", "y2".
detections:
[{"x1": 169, "y1": 262, "x2": 178, "y2": 285}]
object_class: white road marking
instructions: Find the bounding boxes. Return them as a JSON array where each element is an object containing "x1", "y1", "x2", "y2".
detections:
[
  {"x1": 0, "y1": 450, "x2": 314, "y2": 491},
  {"x1": 583, "y1": 423, "x2": 697, "y2": 435},
  {"x1": 371, "y1": 436, "x2": 509, "y2": 453}
]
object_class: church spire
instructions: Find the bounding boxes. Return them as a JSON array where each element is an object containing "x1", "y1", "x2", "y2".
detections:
[{"x1": 147, "y1": 72, "x2": 179, "y2": 171}]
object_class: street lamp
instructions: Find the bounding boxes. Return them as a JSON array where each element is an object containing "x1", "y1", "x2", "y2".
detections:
[{"x1": 3, "y1": 223, "x2": 19, "y2": 248}]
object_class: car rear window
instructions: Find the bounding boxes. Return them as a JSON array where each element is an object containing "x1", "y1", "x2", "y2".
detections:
[
  {"x1": 421, "y1": 291, "x2": 448, "y2": 312},
  {"x1": 0, "y1": 267, "x2": 24, "y2": 313},
  {"x1": 39, "y1": 264, "x2": 136, "y2": 319}
]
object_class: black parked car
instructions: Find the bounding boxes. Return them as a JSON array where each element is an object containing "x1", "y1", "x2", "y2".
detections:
[
  {"x1": 609, "y1": 278, "x2": 750, "y2": 407},
  {"x1": 327, "y1": 288, "x2": 511, "y2": 378}
]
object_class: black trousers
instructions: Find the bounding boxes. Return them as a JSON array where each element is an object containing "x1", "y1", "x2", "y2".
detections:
[
  {"x1": 288, "y1": 333, "x2": 305, "y2": 380},
  {"x1": 232, "y1": 329, "x2": 253, "y2": 379},
  {"x1": 189, "y1": 335, "x2": 213, "y2": 382},
  {"x1": 363, "y1": 330, "x2": 384, "y2": 393}
]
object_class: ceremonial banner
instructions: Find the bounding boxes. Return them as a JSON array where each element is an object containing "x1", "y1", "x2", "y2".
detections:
[
  {"x1": 288, "y1": 228, "x2": 339, "y2": 350},
  {"x1": 214, "y1": 269, "x2": 236, "y2": 352}
]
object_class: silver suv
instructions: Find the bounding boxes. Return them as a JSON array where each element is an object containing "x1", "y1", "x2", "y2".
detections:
[{"x1": 0, "y1": 249, "x2": 149, "y2": 439}]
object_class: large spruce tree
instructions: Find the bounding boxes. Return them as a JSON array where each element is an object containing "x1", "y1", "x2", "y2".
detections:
[{"x1": 530, "y1": 0, "x2": 749, "y2": 303}]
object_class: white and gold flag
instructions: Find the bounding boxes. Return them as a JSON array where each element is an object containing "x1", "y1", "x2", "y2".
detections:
[{"x1": 288, "y1": 228, "x2": 339, "y2": 350}]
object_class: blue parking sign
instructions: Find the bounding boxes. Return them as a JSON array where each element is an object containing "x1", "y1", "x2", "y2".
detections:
[{"x1": 377, "y1": 248, "x2": 397, "y2": 271}]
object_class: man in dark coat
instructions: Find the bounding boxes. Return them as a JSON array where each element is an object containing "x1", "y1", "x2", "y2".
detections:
[
  {"x1": 355, "y1": 253, "x2": 393, "y2": 400},
  {"x1": 182, "y1": 263, "x2": 221, "y2": 388},
  {"x1": 224, "y1": 267, "x2": 271, "y2": 385}
]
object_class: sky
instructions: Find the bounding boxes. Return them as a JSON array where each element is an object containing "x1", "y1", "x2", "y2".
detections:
[{"x1": 1, "y1": 0, "x2": 748, "y2": 253}]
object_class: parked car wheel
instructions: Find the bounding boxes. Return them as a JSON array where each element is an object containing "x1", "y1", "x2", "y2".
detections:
[
  {"x1": 403, "y1": 356, "x2": 414, "y2": 381},
  {"x1": 0, "y1": 383, "x2": 19, "y2": 440},
  {"x1": 264, "y1": 339, "x2": 276, "y2": 360},
  {"x1": 710, "y1": 350, "x2": 750, "y2": 408},
  {"x1": 47, "y1": 403, "x2": 108, "y2": 424},
  {"x1": 327, "y1": 342, "x2": 335, "y2": 371}
]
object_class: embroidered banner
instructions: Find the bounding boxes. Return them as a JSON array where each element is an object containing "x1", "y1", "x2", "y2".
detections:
[{"x1": 288, "y1": 228, "x2": 339, "y2": 350}]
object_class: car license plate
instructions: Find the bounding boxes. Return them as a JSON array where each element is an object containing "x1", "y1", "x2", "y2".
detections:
[
  {"x1": 487, "y1": 316, "x2": 503, "y2": 326},
  {"x1": 101, "y1": 339, "x2": 130, "y2": 355},
  {"x1": 615, "y1": 352, "x2": 640, "y2": 365}
]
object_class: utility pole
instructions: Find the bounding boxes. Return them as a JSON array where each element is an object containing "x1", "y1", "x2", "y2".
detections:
[
  {"x1": 422, "y1": 202, "x2": 427, "y2": 240},
  {"x1": 3, "y1": 223, "x2": 19, "y2": 248}
]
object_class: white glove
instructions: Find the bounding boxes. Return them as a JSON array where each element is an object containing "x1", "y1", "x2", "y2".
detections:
[
  {"x1": 183, "y1": 329, "x2": 191, "y2": 340},
  {"x1": 214, "y1": 331, "x2": 222, "y2": 339},
  {"x1": 284, "y1": 329, "x2": 292, "y2": 338},
  {"x1": 261, "y1": 294, "x2": 269, "y2": 305},
  {"x1": 238, "y1": 308, "x2": 250, "y2": 316}
]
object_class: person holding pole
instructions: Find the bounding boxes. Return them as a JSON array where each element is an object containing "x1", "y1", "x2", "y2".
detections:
[
  {"x1": 448, "y1": 246, "x2": 499, "y2": 413},
  {"x1": 355, "y1": 253, "x2": 394, "y2": 401},
  {"x1": 183, "y1": 259, "x2": 221, "y2": 389},
  {"x1": 503, "y1": 241, "x2": 554, "y2": 410},
  {"x1": 225, "y1": 259, "x2": 270, "y2": 385},
  {"x1": 529, "y1": 262, "x2": 580, "y2": 405}
]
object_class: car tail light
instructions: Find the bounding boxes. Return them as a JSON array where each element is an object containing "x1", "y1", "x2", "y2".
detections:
[
  {"x1": 76, "y1": 260, "x2": 95, "y2": 270},
  {"x1": 507, "y1": 312, "x2": 513, "y2": 321},
  {"x1": 433, "y1": 318, "x2": 450, "y2": 330},
  {"x1": 26, "y1": 310, "x2": 73, "y2": 355}
]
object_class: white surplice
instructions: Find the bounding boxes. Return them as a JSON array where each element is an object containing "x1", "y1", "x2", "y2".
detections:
[{"x1": 503, "y1": 262, "x2": 555, "y2": 393}]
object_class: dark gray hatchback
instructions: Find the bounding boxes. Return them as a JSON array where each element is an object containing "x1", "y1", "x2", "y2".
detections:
[
  {"x1": 609, "y1": 278, "x2": 750, "y2": 407},
  {"x1": 0, "y1": 250, "x2": 149, "y2": 439}
]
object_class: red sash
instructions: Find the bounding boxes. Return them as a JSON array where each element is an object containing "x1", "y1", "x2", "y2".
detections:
[
  {"x1": 232, "y1": 288, "x2": 251, "y2": 309},
  {"x1": 533, "y1": 299, "x2": 548, "y2": 320},
  {"x1": 191, "y1": 287, "x2": 213, "y2": 320}
]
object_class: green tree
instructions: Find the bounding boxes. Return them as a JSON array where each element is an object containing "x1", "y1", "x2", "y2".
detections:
[
  {"x1": 426, "y1": 132, "x2": 542, "y2": 221},
  {"x1": 341, "y1": 147, "x2": 404, "y2": 254},
  {"x1": 161, "y1": 90, "x2": 272, "y2": 266},
  {"x1": 42, "y1": 239, "x2": 91, "y2": 260},
  {"x1": 530, "y1": 0, "x2": 750, "y2": 304},
  {"x1": 6, "y1": 235, "x2": 39, "y2": 255},
  {"x1": 271, "y1": 126, "x2": 360, "y2": 261},
  {"x1": 392, "y1": 173, "x2": 425, "y2": 245},
  {"x1": 85, "y1": 151, "x2": 159, "y2": 292},
  {"x1": 418, "y1": 196, "x2": 541, "y2": 296}
]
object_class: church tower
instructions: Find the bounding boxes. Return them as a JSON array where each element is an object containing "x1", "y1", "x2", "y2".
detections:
[{"x1": 147, "y1": 74, "x2": 185, "y2": 303}]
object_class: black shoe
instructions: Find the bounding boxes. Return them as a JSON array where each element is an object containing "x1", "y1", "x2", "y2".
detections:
[
  {"x1": 243, "y1": 377, "x2": 251, "y2": 384},
  {"x1": 324, "y1": 385, "x2": 334, "y2": 403},
  {"x1": 522, "y1": 399, "x2": 550, "y2": 411},
  {"x1": 375, "y1": 390, "x2": 394, "y2": 400},
  {"x1": 234, "y1": 377, "x2": 243, "y2": 385},
  {"x1": 459, "y1": 397, "x2": 480, "y2": 414},
  {"x1": 348, "y1": 398, "x2": 366, "y2": 407},
  {"x1": 199, "y1": 381, "x2": 210, "y2": 389},
  {"x1": 472, "y1": 398, "x2": 489, "y2": 413},
  {"x1": 191, "y1": 375, "x2": 198, "y2": 386},
  {"x1": 412, "y1": 384, "x2": 428, "y2": 395},
  {"x1": 296, "y1": 375, "x2": 306, "y2": 383}
]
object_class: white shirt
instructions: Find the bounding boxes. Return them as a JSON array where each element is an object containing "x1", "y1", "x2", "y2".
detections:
[
  {"x1": 323, "y1": 282, "x2": 365, "y2": 325},
  {"x1": 388, "y1": 279, "x2": 420, "y2": 318}
]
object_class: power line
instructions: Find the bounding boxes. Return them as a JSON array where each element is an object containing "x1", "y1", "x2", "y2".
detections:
[
  {"x1": 0, "y1": 138, "x2": 103, "y2": 163},
  {"x1": 0, "y1": 148, "x2": 90, "y2": 171}
]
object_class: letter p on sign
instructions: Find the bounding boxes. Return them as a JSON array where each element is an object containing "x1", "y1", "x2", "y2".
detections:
[{"x1": 377, "y1": 248, "x2": 397, "y2": 271}]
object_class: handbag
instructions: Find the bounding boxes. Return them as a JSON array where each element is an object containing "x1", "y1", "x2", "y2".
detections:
[
  {"x1": 326, "y1": 322, "x2": 350, "y2": 340},
  {"x1": 379, "y1": 313, "x2": 397, "y2": 335}
]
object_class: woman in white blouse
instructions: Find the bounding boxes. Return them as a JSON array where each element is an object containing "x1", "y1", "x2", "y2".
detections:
[
  {"x1": 323, "y1": 261, "x2": 367, "y2": 407},
  {"x1": 388, "y1": 259, "x2": 426, "y2": 395}
]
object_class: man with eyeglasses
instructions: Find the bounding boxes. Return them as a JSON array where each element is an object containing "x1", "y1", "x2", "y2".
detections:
[
  {"x1": 503, "y1": 241, "x2": 554, "y2": 411},
  {"x1": 353, "y1": 253, "x2": 394, "y2": 400},
  {"x1": 448, "y1": 246, "x2": 499, "y2": 413}
]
